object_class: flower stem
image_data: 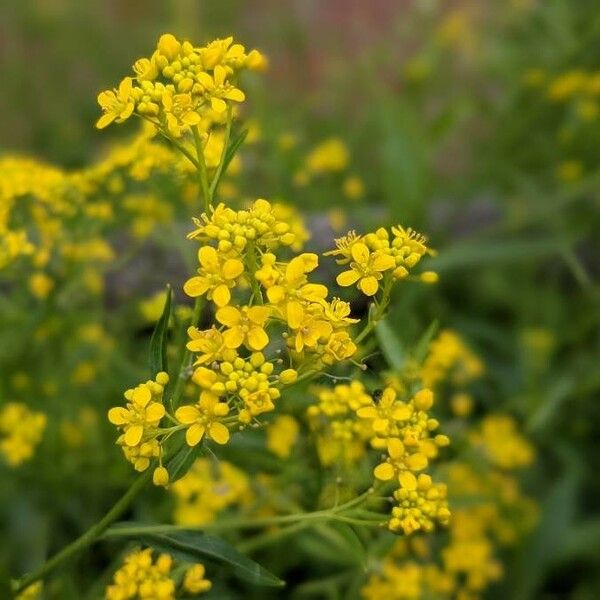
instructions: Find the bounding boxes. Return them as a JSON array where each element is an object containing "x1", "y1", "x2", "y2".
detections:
[
  {"x1": 208, "y1": 107, "x2": 233, "y2": 200},
  {"x1": 354, "y1": 276, "x2": 393, "y2": 345},
  {"x1": 14, "y1": 470, "x2": 152, "y2": 595},
  {"x1": 192, "y1": 127, "x2": 211, "y2": 212}
]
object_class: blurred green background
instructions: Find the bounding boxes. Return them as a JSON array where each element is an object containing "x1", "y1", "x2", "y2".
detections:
[{"x1": 2, "y1": 0, "x2": 599, "y2": 597}]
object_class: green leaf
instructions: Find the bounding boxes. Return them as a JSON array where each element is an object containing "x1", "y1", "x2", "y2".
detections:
[
  {"x1": 115, "y1": 529, "x2": 284, "y2": 588},
  {"x1": 222, "y1": 129, "x2": 248, "y2": 176},
  {"x1": 148, "y1": 285, "x2": 172, "y2": 377},
  {"x1": 414, "y1": 320, "x2": 439, "y2": 364},
  {"x1": 375, "y1": 319, "x2": 405, "y2": 370},
  {"x1": 165, "y1": 440, "x2": 202, "y2": 483}
]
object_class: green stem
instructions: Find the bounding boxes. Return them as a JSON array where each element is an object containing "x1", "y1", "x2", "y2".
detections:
[
  {"x1": 192, "y1": 127, "x2": 211, "y2": 211},
  {"x1": 14, "y1": 471, "x2": 151, "y2": 595},
  {"x1": 103, "y1": 486, "x2": 380, "y2": 539},
  {"x1": 208, "y1": 107, "x2": 233, "y2": 200},
  {"x1": 246, "y1": 242, "x2": 263, "y2": 304},
  {"x1": 169, "y1": 297, "x2": 204, "y2": 411},
  {"x1": 237, "y1": 522, "x2": 310, "y2": 553},
  {"x1": 354, "y1": 276, "x2": 393, "y2": 345}
]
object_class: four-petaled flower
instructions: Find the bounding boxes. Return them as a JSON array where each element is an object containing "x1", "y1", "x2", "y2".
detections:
[
  {"x1": 184, "y1": 246, "x2": 244, "y2": 307},
  {"x1": 335, "y1": 242, "x2": 395, "y2": 296},
  {"x1": 286, "y1": 302, "x2": 332, "y2": 352},
  {"x1": 215, "y1": 305, "x2": 271, "y2": 350},
  {"x1": 108, "y1": 384, "x2": 165, "y2": 447},
  {"x1": 96, "y1": 77, "x2": 135, "y2": 129},
  {"x1": 176, "y1": 393, "x2": 230, "y2": 446},
  {"x1": 197, "y1": 65, "x2": 245, "y2": 113}
]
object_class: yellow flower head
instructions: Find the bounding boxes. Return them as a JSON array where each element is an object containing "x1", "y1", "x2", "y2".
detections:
[
  {"x1": 96, "y1": 77, "x2": 135, "y2": 129},
  {"x1": 175, "y1": 393, "x2": 230, "y2": 446},
  {"x1": 184, "y1": 245, "x2": 244, "y2": 307},
  {"x1": 216, "y1": 304, "x2": 271, "y2": 351},
  {"x1": 335, "y1": 242, "x2": 395, "y2": 296}
]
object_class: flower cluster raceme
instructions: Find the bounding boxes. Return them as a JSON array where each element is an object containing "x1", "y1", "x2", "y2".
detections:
[
  {"x1": 356, "y1": 387, "x2": 451, "y2": 535},
  {"x1": 105, "y1": 547, "x2": 211, "y2": 600},
  {"x1": 326, "y1": 225, "x2": 436, "y2": 296},
  {"x1": 0, "y1": 402, "x2": 46, "y2": 466},
  {"x1": 171, "y1": 197, "x2": 390, "y2": 459},
  {"x1": 96, "y1": 33, "x2": 266, "y2": 139}
]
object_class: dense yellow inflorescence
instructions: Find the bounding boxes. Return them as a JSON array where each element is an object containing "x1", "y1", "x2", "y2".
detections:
[
  {"x1": 105, "y1": 547, "x2": 211, "y2": 600},
  {"x1": 0, "y1": 403, "x2": 46, "y2": 467}
]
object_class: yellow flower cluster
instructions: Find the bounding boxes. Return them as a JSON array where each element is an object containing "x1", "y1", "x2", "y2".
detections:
[
  {"x1": 546, "y1": 69, "x2": 600, "y2": 117},
  {"x1": 420, "y1": 329, "x2": 484, "y2": 389},
  {"x1": 470, "y1": 414, "x2": 535, "y2": 469},
  {"x1": 266, "y1": 415, "x2": 300, "y2": 458},
  {"x1": 171, "y1": 458, "x2": 250, "y2": 526},
  {"x1": 107, "y1": 372, "x2": 170, "y2": 484},
  {"x1": 105, "y1": 547, "x2": 211, "y2": 600},
  {"x1": 326, "y1": 225, "x2": 434, "y2": 296},
  {"x1": 306, "y1": 381, "x2": 373, "y2": 466},
  {"x1": 174, "y1": 197, "x2": 384, "y2": 456},
  {"x1": 96, "y1": 33, "x2": 266, "y2": 138},
  {"x1": 0, "y1": 403, "x2": 46, "y2": 466},
  {"x1": 292, "y1": 137, "x2": 365, "y2": 200},
  {"x1": 361, "y1": 328, "x2": 537, "y2": 600},
  {"x1": 357, "y1": 388, "x2": 450, "y2": 535}
]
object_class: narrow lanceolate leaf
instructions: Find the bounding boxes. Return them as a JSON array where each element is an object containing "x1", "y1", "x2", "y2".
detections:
[
  {"x1": 165, "y1": 440, "x2": 202, "y2": 483},
  {"x1": 222, "y1": 128, "x2": 248, "y2": 176},
  {"x1": 133, "y1": 530, "x2": 284, "y2": 588},
  {"x1": 375, "y1": 319, "x2": 405, "y2": 370},
  {"x1": 148, "y1": 285, "x2": 172, "y2": 377},
  {"x1": 414, "y1": 319, "x2": 439, "y2": 364}
]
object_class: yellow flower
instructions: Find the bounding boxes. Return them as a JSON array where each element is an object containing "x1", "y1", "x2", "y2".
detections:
[
  {"x1": 183, "y1": 564, "x2": 212, "y2": 594},
  {"x1": 216, "y1": 305, "x2": 271, "y2": 350},
  {"x1": 389, "y1": 474, "x2": 450, "y2": 535},
  {"x1": 286, "y1": 302, "x2": 333, "y2": 352},
  {"x1": 197, "y1": 65, "x2": 245, "y2": 113},
  {"x1": 96, "y1": 77, "x2": 135, "y2": 129},
  {"x1": 336, "y1": 242, "x2": 395, "y2": 296},
  {"x1": 184, "y1": 245, "x2": 244, "y2": 307},
  {"x1": 187, "y1": 326, "x2": 226, "y2": 364},
  {"x1": 172, "y1": 458, "x2": 250, "y2": 525},
  {"x1": 108, "y1": 379, "x2": 166, "y2": 447},
  {"x1": 106, "y1": 548, "x2": 176, "y2": 600},
  {"x1": 265, "y1": 253, "x2": 327, "y2": 306},
  {"x1": 162, "y1": 90, "x2": 201, "y2": 138},
  {"x1": 176, "y1": 393, "x2": 230, "y2": 446},
  {"x1": 0, "y1": 403, "x2": 46, "y2": 467},
  {"x1": 343, "y1": 175, "x2": 365, "y2": 199},
  {"x1": 305, "y1": 138, "x2": 349, "y2": 174},
  {"x1": 266, "y1": 415, "x2": 299, "y2": 458},
  {"x1": 373, "y1": 438, "x2": 428, "y2": 482}
]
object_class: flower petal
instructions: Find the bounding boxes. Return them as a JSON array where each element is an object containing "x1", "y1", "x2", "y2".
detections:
[
  {"x1": 208, "y1": 421, "x2": 230, "y2": 445},
  {"x1": 374, "y1": 462, "x2": 395, "y2": 481},
  {"x1": 124, "y1": 424, "x2": 144, "y2": 447},
  {"x1": 186, "y1": 423, "x2": 205, "y2": 446},
  {"x1": 216, "y1": 306, "x2": 240, "y2": 327},
  {"x1": 336, "y1": 269, "x2": 360, "y2": 287},
  {"x1": 176, "y1": 405, "x2": 200, "y2": 424},
  {"x1": 358, "y1": 276, "x2": 379, "y2": 296}
]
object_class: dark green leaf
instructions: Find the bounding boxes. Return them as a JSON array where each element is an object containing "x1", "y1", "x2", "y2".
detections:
[
  {"x1": 222, "y1": 129, "x2": 248, "y2": 176},
  {"x1": 414, "y1": 320, "x2": 439, "y2": 364},
  {"x1": 375, "y1": 319, "x2": 405, "y2": 370},
  {"x1": 165, "y1": 440, "x2": 202, "y2": 483},
  {"x1": 129, "y1": 530, "x2": 284, "y2": 588},
  {"x1": 148, "y1": 285, "x2": 172, "y2": 377}
]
